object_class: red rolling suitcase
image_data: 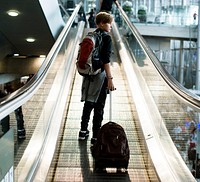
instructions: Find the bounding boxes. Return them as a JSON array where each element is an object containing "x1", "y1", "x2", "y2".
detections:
[{"x1": 91, "y1": 92, "x2": 130, "y2": 171}]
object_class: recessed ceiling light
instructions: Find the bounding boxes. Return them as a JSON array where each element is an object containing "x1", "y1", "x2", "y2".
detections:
[
  {"x1": 7, "y1": 10, "x2": 20, "y2": 17},
  {"x1": 26, "y1": 38, "x2": 36, "y2": 42},
  {"x1": 39, "y1": 55, "x2": 46, "y2": 58}
]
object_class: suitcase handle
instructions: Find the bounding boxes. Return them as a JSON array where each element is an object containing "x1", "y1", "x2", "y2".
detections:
[{"x1": 109, "y1": 91, "x2": 112, "y2": 121}]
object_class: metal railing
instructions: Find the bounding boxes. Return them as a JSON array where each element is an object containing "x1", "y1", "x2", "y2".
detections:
[
  {"x1": 114, "y1": 4, "x2": 198, "y2": 181},
  {"x1": 0, "y1": 3, "x2": 82, "y2": 120},
  {"x1": 117, "y1": 4, "x2": 200, "y2": 109},
  {"x1": 0, "y1": 2, "x2": 83, "y2": 181}
]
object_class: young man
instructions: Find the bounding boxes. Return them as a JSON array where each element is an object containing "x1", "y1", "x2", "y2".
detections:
[
  {"x1": 4, "y1": 83, "x2": 26, "y2": 139},
  {"x1": 78, "y1": 12, "x2": 115, "y2": 145}
]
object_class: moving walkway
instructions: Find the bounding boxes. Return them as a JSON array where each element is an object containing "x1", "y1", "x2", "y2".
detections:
[{"x1": 0, "y1": 3, "x2": 198, "y2": 181}]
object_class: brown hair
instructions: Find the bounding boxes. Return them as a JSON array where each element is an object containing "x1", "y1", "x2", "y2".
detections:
[{"x1": 95, "y1": 12, "x2": 114, "y2": 25}]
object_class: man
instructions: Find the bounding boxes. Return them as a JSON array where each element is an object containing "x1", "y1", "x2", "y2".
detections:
[
  {"x1": 78, "y1": 12, "x2": 116, "y2": 146},
  {"x1": 99, "y1": 0, "x2": 119, "y2": 13},
  {"x1": 5, "y1": 83, "x2": 26, "y2": 139}
]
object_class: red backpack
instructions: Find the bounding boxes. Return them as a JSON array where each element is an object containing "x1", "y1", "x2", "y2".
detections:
[{"x1": 76, "y1": 31, "x2": 103, "y2": 76}]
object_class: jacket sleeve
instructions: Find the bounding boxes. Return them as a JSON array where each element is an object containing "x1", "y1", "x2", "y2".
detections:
[{"x1": 100, "y1": 34, "x2": 112, "y2": 64}]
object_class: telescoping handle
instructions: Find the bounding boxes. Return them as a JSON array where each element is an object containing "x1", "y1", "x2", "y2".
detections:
[{"x1": 109, "y1": 91, "x2": 112, "y2": 122}]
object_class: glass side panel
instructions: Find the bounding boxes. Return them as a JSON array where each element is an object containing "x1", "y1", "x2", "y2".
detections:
[
  {"x1": 0, "y1": 128, "x2": 14, "y2": 181},
  {"x1": 117, "y1": 12, "x2": 200, "y2": 178}
]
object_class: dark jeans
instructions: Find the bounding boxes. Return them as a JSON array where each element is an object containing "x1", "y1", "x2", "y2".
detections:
[
  {"x1": 1, "y1": 106, "x2": 24, "y2": 135},
  {"x1": 1, "y1": 115, "x2": 10, "y2": 134},
  {"x1": 81, "y1": 79, "x2": 108, "y2": 138},
  {"x1": 14, "y1": 106, "x2": 25, "y2": 130}
]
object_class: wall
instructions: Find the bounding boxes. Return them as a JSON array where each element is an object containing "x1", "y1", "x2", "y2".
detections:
[
  {"x1": 145, "y1": 37, "x2": 170, "y2": 51},
  {"x1": 39, "y1": 0, "x2": 65, "y2": 39},
  {"x1": 0, "y1": 57, "x2": 45, "y2": 76}
]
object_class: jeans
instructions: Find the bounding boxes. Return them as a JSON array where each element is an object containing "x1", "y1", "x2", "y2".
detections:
[
  {"x1": 14, "y1": 106, "x2": 25, "y2": 130},
  {"x1": 1, "y1": 106, "x2": 25, "y2": 135},
  {"x1": 81, "y1": 79, "x2": 108, "y2": 138},
  {"x1": 1, "y1": 115, "x2": 10, "y2": 134}
]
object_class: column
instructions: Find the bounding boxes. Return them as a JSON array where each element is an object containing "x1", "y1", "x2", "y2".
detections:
[{"x1": 196, "y1": 1, "x2": 200, "y2": 90}]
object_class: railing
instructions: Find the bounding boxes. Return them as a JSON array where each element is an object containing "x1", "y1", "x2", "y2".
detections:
[
  {"x1": 114, "y1": 4, "x2": 198, "y2": 181},
  {"x1": 0, "y1": 2, "x2": 83, "y2": 181},
  {"x1": 0, "y1": 3, "x2": 81, "y2": 120},
  {"x1": 154, "y1": 48, "x2": 197, "y2": 89},
  {"x1": 129, "y1": 14, "x2": 198, "y2": 26},
  {"x1": 117, "y1": 5, "x2": 200, "y2": 109},
  {"x1": 1, "y1": 2, "x2": 199, "y2": 181},
  {"x1": 120, "y1": 1, "x2": 198, "y2": 27}
]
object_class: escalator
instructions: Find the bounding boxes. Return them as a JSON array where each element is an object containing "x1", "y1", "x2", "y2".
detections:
[
  {"x1": 46, "y1": 28, "x2": 159, "y2": 181},
  {"x1": 0, "y1": 2, "x2": 198, "y2": 182}
]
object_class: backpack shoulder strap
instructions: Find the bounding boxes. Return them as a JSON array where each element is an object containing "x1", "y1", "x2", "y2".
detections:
[{"x1": 92, "y1": 30, "x2": 103, "y2": 48}]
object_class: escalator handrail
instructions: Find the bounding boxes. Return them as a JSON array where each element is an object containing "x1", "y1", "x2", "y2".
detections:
[
  {"x1": 114, "y1": 7, "x2": 196, "y2": 181},
  {"x1": 117, "y1": 5, "x2": 200, "y2": 110},
  {"x1": 0, "y1": 2, "x2": 82, "y2": 120}
]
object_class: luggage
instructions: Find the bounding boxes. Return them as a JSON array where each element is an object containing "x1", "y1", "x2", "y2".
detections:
[{"x1": 91, "y1": 92, "x2": 130, "y2": 171}]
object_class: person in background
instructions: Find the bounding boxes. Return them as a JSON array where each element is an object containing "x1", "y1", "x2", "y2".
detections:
[
  {"x1": 193, "y1": 12, "x2": 197, "y2": 24},
  {"x1": 0, "y1": 89, "x2": 10, "y2": 136},
  {"x1": 78, "y1": 12, "x2": 116, "y2": 146},
  {"x1": 88, "y1": 9, "x2": 96, "y2": 28},
  {"x1": 5, "y1": 83, "x2": 26, "y2": 139},
  {"x1": 193, "y1": 12, "x2": 197, "y2": 20},
  {"x1": 15, "y1": 107, "x2": 26, "y2": 139},
  {"x1": 192, "y1": 158, "x2": 200, "y2": 181},
  {"x1": 99, "y1": 0, "x2": 119, "y2": 13},
  {"x1": 79, "y1": 13, "x2": 86, "y2": 22}
]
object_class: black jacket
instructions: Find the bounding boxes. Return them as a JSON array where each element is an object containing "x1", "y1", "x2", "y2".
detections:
[
  {"x1": 100, "y1": 0, "x2": 116, "y2": 12},
  {"x1": 95, "y1": 28, "x2": 112, "y2": 65}
]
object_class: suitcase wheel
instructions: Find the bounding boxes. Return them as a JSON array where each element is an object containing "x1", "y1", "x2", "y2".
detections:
[{"x1": 94, "y1": 161, "x2": 106, "y2": 172}]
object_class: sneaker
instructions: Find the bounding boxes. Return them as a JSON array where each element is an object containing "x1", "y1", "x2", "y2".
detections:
[
  {"x1": 78, "y1": 130, "x2": 89, "y2": 140},
  {"x1": 91, "y1": 138, "x2": 97, "y2": 146},
  {"x1": 18, "y1": 129, "x2": 26, "y2": 139}
]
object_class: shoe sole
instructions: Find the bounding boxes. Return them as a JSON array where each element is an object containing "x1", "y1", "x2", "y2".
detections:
[
  {"x1": 78, "y1": 134, "x2": 89, "y2": 141},
  {"x1": 18, "y1": 136, "x2": 26, "y2": 139},
  {"x1": 78, "y1": 137, "x2": 86, "y2": 140}
]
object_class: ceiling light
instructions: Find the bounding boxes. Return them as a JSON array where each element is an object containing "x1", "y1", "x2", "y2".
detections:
[
  {"x1": 26, "y1": 38, "x2": 36, "y2": 42},
  {"x1": 7, "y1": 10, "x2": 20, "y2": 17},
  {"x1": 39, "y1": 55, "x2": 46, "y2": 58}
]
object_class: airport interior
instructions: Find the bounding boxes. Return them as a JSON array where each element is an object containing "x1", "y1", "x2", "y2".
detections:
[{"x1": 1, "y1": 0, "x2": 200, "y2": 181}]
